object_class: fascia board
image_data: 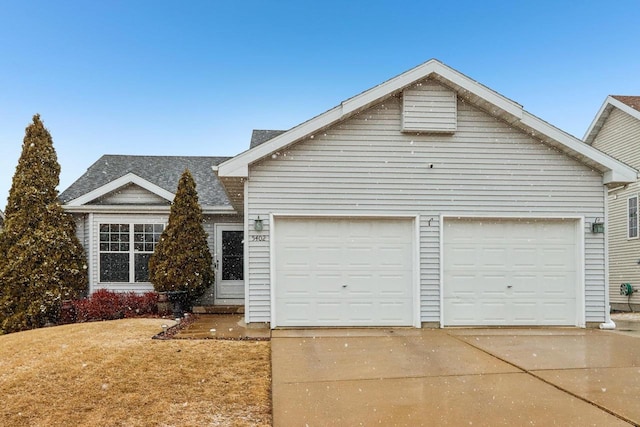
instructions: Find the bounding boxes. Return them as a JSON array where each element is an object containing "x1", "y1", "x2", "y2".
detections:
[
  {"x1": 62, "y1": 204, "x2": 235, "y2": 215},
  {"x1": 584, "y1": 96, "x2": 640, "y2": 144},
  {"x1": 65, "y1": 172, "x2": 175, "y2": 206},
  {"x1": 429, "y1": 62, "x2": 524, "y2": 119},
  {"x1": 520, "y1": 111, "x2": 638, "y2": 184},
  {"x1": 610, "y1": 97, "x2": 640, "y2": 122},
  {"x1": 218, "y1": 106, "x2": 343, "y2": 177},
  {"x1": 583, "y1": 96, "x2": 615, "y2": 143}
]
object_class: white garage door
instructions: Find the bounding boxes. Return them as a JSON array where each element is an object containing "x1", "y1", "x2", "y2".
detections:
[
  {"x1": 274, "y1": 217, "x2": 415, "y2": 327},
  {"x1": 443, "y1": 219, "x2": 578, "y2": 326}
]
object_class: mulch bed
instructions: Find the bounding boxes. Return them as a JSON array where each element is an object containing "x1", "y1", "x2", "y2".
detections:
[{"x1": 151, "y1": 313, "x2": 199, "y2": 339}]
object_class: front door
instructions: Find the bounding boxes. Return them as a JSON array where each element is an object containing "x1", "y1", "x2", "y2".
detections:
[{"x1": 215, "y1": 224, "x2": 244, "y2": 305}]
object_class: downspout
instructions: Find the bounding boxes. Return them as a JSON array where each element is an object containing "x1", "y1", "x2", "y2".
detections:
[{"x1": 600, "y1": 185, "x2": 616, "y2": 329}]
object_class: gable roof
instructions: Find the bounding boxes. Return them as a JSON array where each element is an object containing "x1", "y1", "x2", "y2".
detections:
[
  {"x1": 584, "y1": 95, "x2": 640, "y2": 144},
  {"x1": 250, "y1": 130, "x2": 287, "y2": 148},
  {"x1": 60, "y1": 155, "x2": 234, "y2": 213},
  {"x1": 219, "y1": 59, "x2": 637, "y2": 187}
]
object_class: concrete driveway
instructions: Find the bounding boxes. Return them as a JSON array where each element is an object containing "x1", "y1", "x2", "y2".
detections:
[{"x1": 272, "y1": 328, "x2": 640, "y2": 426}]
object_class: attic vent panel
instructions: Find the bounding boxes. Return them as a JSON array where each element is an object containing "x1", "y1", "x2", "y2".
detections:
[{"x1": 402, "y1": 82, "x2": 457, "y2": 133}]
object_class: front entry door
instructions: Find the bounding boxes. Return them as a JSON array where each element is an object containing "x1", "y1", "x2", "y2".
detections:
[{"x1": 215, "y1": 224, "x2": 244, "y2": 304}]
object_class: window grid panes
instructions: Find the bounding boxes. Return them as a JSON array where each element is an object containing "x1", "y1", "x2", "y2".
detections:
[
  {"x1": 629, "y1": 196, "x2": 639, "y2": 239},
  {"x1": 99, "y1": 223, "x2": 164, "y2": 283}
]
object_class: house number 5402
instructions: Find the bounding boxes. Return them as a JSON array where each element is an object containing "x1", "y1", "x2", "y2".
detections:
[{"x1": 251, "y1": 235, "x2": 267, "y2": 242}]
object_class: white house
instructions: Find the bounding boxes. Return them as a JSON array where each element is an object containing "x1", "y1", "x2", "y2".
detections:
[
  {"x1": 62, "y1": 60, "x2": 638, "y2": 328},
  {"x1": 584, "y1": 95, "x2": 640, "y2": 311}
]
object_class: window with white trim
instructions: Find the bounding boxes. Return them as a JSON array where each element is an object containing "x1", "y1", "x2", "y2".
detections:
[
  {"x1": 99, "y1": 223, "x2": 164, "y2": 282},
  {"x1": 629, "y1": 196, "x2": 639, "y2": 239}
]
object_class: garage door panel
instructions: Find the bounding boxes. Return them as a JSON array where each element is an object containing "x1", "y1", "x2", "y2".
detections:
[
  {"x1": 483, "y1": 247, "x2": 508, "y2": 266},
  {"x1": 275, "y1": 217, "x2": 414, "y2": 327},
  {"x1": 282, "y1": 302, "x2": 313, "y2": 322},
  {"x1": 278, "y1": 299, "x2": 413, "y2": 326},
  {"x1": 480, "y1": 301, "x2": 508, "y2": 322},
  {"x1": 444, "y1": 219, "x2": 578, "y2": 326}
]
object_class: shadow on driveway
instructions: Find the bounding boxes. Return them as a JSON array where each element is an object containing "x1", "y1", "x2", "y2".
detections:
[{"x1": 272, "y1": 328, "x2": 639, "y2": 426}]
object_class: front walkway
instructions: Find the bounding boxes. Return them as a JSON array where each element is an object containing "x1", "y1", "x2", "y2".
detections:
[
  {"x1": 272, "y1": 328, "x2": 640, "y2": 426},
  {"x1": 173, "y1": 314, "x2": 270, "y2": 339}
]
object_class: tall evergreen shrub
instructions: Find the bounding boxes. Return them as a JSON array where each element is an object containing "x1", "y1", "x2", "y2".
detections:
[
  {"x1": 148, "y1": 169, "x2": 213, "y2": 305},
  {"x1": 0, "y1": 115, "x2": 88, "y2": 333}
]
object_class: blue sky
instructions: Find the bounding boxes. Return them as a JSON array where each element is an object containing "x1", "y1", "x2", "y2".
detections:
[{"x1": 1, "y1": 1, "x2": 639, "y2": 207}]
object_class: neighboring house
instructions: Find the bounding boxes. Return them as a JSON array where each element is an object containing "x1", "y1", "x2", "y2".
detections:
[
  {"x1": 62, "y1": 60, "x2": 637, "y2": 328},
  {"x1": 59, "y1": 155, "x2": 243, "y2": 305},
  {"x1": 0, "y1": 209, "x2": 4, "y2": 232},
  {"x1": 584, "y1": 96, "x2": 640, "y2": 311}
]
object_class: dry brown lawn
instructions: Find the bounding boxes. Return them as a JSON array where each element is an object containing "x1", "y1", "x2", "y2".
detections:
[{"x1": 0, "y1": 319, "x2": 271, "y2": 426}]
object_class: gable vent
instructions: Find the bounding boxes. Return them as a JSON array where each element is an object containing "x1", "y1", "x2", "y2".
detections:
[{"x1": 402, "y1": 82, "x2": 457, "y2": 133}]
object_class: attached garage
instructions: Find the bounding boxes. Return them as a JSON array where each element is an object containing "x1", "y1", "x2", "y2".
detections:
[
  {"x1": 443, "y1": 218, "x2": 582, "y2": 326},
  {"x1": 217, "y1": 60, "x2": 637, "y2": 329},
  {"x1": 273, "y1": 217, "x2": 417, "y2": 327}
]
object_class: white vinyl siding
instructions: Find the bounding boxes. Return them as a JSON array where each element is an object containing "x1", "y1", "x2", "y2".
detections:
[
  {"x1": 591, "y1": 108, "x2": 640, "y2": 169},
  {"x1": 245, "y1": 80, "x2": 606, "y2": 325},
  {"x1": 91, "y1": 184, "x2": 170, "y2": 205},
  {"x1": 608, "y1": 187, "x2": 640, "y2": 306},
  {"x1": 80, "y1": 213, "x2": 240, "y2": 296},
  {"x1": 402, "y1": 82, "x2": 456, "y2": 133},
  {"x1": 591, "y1": 107, "x2": 640, "y2": 307}
]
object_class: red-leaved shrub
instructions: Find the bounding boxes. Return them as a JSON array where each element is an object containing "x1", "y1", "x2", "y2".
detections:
[{"x1": 72, "y1": 290, "x2": 159, "y2": 322}]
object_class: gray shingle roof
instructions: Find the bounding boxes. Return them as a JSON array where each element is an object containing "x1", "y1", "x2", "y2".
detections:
[
  {"x1": 250, "y1": 129, "x2": 287, "y2": 148},
  {"x1": 59, "y1": 155, "x2": 231, "y2": 206}
]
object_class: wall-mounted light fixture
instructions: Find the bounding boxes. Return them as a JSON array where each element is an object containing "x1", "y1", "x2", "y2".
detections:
[
  {"x1": 591, "y1": 218, "x2": 605, "y2": 233},
  {"x1": 254, "y1": 216, "x2": 264, "y2": 232}
]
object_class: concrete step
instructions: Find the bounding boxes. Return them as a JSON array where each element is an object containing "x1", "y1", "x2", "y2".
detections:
[{"x1": 192, "y1": 305, "x2": 244, "y2": 314}]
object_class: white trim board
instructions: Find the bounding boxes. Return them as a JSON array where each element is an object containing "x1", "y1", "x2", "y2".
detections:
[
  {"x1": 63, "y1": 204, "x2": 236, "y2": 215},
  {"x1": 65, "y1": 173, "x2": 175, "y2": 206},
  {"x1": 584, "y1": 96, "x2": 640, "y2": 144}
]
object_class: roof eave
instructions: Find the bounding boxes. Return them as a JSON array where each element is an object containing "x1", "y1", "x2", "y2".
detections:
[
  {"x1": 519, "y1": 111, "x2": 637, "y2": 185},
  {"x1": 65, "y1": 172, "x2": 175, "y2": 206},
  {"x1": 62, "y1": 204, "x2": 236, "y2": 215},
  {"x1": 584, "y1": 96, "x2": 640, "y2": 144},
  {"x1": 218, "y1": 60, "x2": 637, "y2": 186}
]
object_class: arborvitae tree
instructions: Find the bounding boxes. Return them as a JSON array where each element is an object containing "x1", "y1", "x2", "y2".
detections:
[
  {"x1": 149, "y1": 169, "x2": 213, "y2": 305},
  {"x1": 0, "y1": 115, "x2": 88, "y2": 333}
]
